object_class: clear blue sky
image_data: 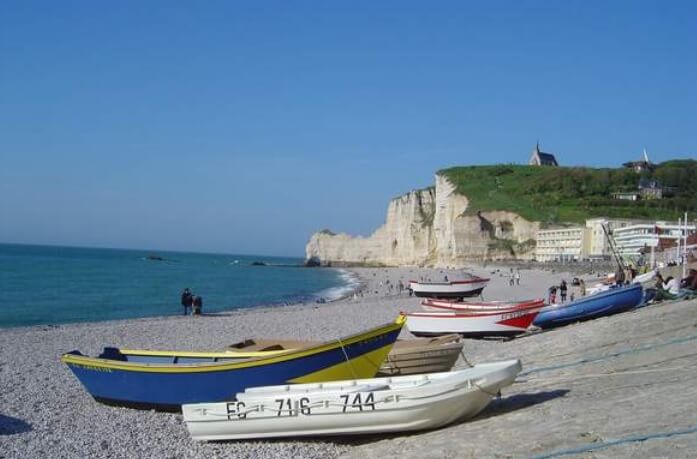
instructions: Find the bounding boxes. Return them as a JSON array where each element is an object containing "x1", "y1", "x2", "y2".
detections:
[{"x1": 1, "y1": 1, "x2": 695, "y2": 256}]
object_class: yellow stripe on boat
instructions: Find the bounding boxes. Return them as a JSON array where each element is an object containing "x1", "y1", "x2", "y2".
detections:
[
  {"x1": 288, "y1": 346, "x2": 394, "y2": 383},
  {"x1": 60, "y1": 315, "x2": 405, "y2": 374},
  {"x1": 118, "y1": 349, "x2": 292, "y2": 358}
]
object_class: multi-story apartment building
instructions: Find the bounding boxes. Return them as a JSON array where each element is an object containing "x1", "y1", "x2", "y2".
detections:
[
  {"x1": 535, "y1": 217, "x2": 690, "y2": 263},
  {"x1": 612, "y1": 222, "x2": 696, "y2": 260},
  {"x1": 584, "y1": 218, "x2": 641, "y2": 259},
  {"x1": 535, "y1": 226, "x2": 589, "y2": 262}
]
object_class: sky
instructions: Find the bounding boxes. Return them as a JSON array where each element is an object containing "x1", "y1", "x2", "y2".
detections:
[{"x1": 1, "y1": 1, "x2": 696, "y2": 256}]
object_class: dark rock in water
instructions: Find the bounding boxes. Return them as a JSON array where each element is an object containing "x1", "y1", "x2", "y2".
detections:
[
  {"x1": 305, "y1": 257, "x2": 321, "y2": 267},
  {"x1": 250, "y1": 261, "x2": 267, "y2": 266}
]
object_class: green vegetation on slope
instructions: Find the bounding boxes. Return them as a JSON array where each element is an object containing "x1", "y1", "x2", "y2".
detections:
[{"x1": 438, "y1": 161, "x2": 697, "y2": 225}]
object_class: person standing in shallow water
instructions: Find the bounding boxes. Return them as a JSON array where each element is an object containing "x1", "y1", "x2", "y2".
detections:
[{"x1": 181, "y1": 288, "x2": 193, "y2": 315}]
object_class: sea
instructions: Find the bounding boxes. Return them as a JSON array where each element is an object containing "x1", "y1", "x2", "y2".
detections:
[{"x1": 0, "y1": 243, "x2": 358, "y2": 328}]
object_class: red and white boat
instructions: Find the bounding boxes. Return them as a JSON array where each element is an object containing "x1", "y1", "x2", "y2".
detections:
[
  {"x1": 408, "y1": 277, "x2": 490, "y2": 299},
  {"x1": 405, "y1": 303, "x2": 543, "y2": 338},
  {"x1": 421, "y1": 298, "x2": 545, "y2": 313}
]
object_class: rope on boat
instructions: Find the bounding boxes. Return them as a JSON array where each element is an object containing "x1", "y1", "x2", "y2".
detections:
[
  {"x1": 337, "y1": 337, "x2": 358, "y2": 379},
  {"x1": 458, "y1": 348, "x2": 474, "y2": 368},
  {"x1": 473, "y1": 382, "x2": 501, "y2": 399}
]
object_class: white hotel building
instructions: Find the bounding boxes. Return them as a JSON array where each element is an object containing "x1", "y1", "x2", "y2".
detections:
[
  {"x1": 612, "y1": 222, "x2": 696, "y2": 259},
  {"x1": 535, "y1": 218, "x2": 695, "y2": 262},
  {"x1": 535, "y1": 226, "x2": 589, "y2": 262}
]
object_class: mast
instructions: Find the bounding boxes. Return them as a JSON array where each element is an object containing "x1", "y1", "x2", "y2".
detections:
[
  {"x1": 602, "y1": 223, "x2": 625, "y2": 271},
  {"x1": 677, "y1": 217, "x2": 682, "y2": 269},
  {"x1": 684, "y1": 212, "x2": 689, "y2": 279}
]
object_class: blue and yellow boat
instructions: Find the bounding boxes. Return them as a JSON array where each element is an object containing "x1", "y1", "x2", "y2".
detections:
[{"x1": 61, "y1": 315, "x2": 405, "y2": 411}]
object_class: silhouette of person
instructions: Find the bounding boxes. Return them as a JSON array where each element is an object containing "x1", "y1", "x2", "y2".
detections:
[
  {"x1": 192, "y1": 295, "x2": 203, "y2": 315},
  {"x1": 181, "y1": 288, "x2": 193, "y2": 315}
]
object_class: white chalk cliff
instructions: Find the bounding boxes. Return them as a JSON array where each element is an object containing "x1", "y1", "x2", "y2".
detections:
[{"x1": 305, "y1": 174, "x2": 540, "y2": 267}]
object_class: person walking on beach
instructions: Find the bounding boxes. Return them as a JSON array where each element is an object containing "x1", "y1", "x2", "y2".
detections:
[
  {"x1": 514, "y1": 269, "x2": 521, "y2": 286},
  {"x1": 181, "y1": 288, "x2": 193, "y2": 315},
  {"x1": 559, "y1": 280, "x2": 568, "y2": 303},
  {"x1": 192, "y1": 295, "x2": 203, "y2": 316},
  {"x1": 579, "y1": 279, "x2": 586, "y2": 297},
  {"x1": 548, "y1": 285, "x2": 557, "y2": 304}
]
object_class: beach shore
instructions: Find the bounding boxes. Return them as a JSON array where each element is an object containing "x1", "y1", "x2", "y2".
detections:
[{"x1": 1, "y1": 264, "x2": 695, "y2": 458}]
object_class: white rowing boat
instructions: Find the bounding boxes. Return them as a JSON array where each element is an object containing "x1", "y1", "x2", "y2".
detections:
[
  {"x1": 182, "y1": 359, "x2": 522, "y2": 441},
  {"x1": 408, "y1": 277, "x2": 490, "y2": 299},
  {"x1": 406, "y1": 304, "x2": 542, "y2": 338},
  {"x1": 421, "y1": 298, "x2": 544, "y2": 313}
]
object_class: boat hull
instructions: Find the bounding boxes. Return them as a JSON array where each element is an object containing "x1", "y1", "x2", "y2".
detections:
[
  {"x1": 406, "y1": 306, "x2": 541, "y2": 338},
  {"x1": 183, "y1": 359, "x2": 522, "y2": 440},
  {"x1": 409, "y1": 278, "x2": 489, "y2": 299},
  {"x1": 118, "y1": 336, "x2": 464, "y2": 378},
  {"x1": 421, "y1": 298, "x2": 544, "y2": 313},
  {"x1": 61, "y1": 318, "x2": 405, "y2": 411},
  {"x1": 533, "y1": 284, "x2": 643, "y2": 329}
]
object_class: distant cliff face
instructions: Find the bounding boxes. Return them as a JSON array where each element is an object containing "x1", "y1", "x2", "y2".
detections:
[{"x1": 305, "y1": 174, "x2": 540, "y2": 267}]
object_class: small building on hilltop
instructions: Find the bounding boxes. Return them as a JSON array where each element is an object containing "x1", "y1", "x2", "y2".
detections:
[
  {"x1": 638, "y1": 178, "x2": 664, "y2": 200},
  {"x1": 528, "y1": 142, "x2": 559, "y2": 166}
]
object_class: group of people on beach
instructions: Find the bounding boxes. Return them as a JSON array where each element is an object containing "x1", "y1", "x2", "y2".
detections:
[
  {"x1": 509, "y1": 268, "x2": 521, "y2": 286},
  {"x1": 548, "y1": 278, "x2": 585, "y2": 304},
  {"x1": 646, "y1": 268, "x2": 697, "y2": 303},
  {"x1": 180, "y1": 288, "x2": 203, "y2": 316}
]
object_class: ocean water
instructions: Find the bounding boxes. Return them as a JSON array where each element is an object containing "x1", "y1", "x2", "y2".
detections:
[{"x1": 0, "y1": 244, "x2": 358, "y2": 328}]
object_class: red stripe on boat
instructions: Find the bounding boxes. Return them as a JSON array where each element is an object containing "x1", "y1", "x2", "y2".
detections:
[{"x1": 496, "y1": 311, "x2": 540, "y2": 329}]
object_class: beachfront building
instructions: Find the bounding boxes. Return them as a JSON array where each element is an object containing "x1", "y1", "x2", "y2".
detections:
[
  {"x1": 584, "y1": 218, "x2": 640, "y2": 259},
  {"x1": 535, "y1": 226, "x2": 589, "y2": 262},
  {"x1": 535, "y1": 217, "x2": 648, "y2": 262},
  {"x1": 612, "y1": 222, "x2": 696, "y2": 260},
  {"x1": 528, "y1": 142, "x2": 559, "y2": 166}
]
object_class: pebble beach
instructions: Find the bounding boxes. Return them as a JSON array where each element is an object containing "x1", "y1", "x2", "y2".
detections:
[{"x1": 1, "y1": 264, "x2": 696, "y2": 458}]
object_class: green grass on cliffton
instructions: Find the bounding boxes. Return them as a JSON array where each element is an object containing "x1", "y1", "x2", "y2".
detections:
[{"x1": 438, "y1": 160, "x2": 697, "y2": 226}]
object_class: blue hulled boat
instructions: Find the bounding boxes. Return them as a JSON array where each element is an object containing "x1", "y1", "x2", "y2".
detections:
[
  {"x1": 533, "y1": 284, "x2": 643, "y2": 329},
  {"x1": 61, "y1": 316, "x2": 405, "y2": 411}
]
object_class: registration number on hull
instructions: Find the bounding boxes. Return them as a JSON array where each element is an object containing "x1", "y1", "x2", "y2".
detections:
[{"x1": 225, "y1": 392, "x2": 377, "y2": 420}]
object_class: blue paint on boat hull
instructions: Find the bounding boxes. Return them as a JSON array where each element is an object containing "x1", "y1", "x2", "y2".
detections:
[
  {"x1": 63, "y1": 324, "x2": 402, "y2": 411},
  {"x1": 533, "y1": 284, "x2": 643, "y2": 329}
]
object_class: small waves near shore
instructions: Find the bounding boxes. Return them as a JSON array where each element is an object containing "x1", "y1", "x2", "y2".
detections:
[
  {"x1": 315, "y1": 269, "x2": 363, "y2": 302},
  {"x1": 0, "y1": 243, "x2": 351, "y2": 328}
]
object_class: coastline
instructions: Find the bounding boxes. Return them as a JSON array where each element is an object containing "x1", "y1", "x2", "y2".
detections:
[{"x1": 2, "y1": 264, "x2": 696, "y2": 458}]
